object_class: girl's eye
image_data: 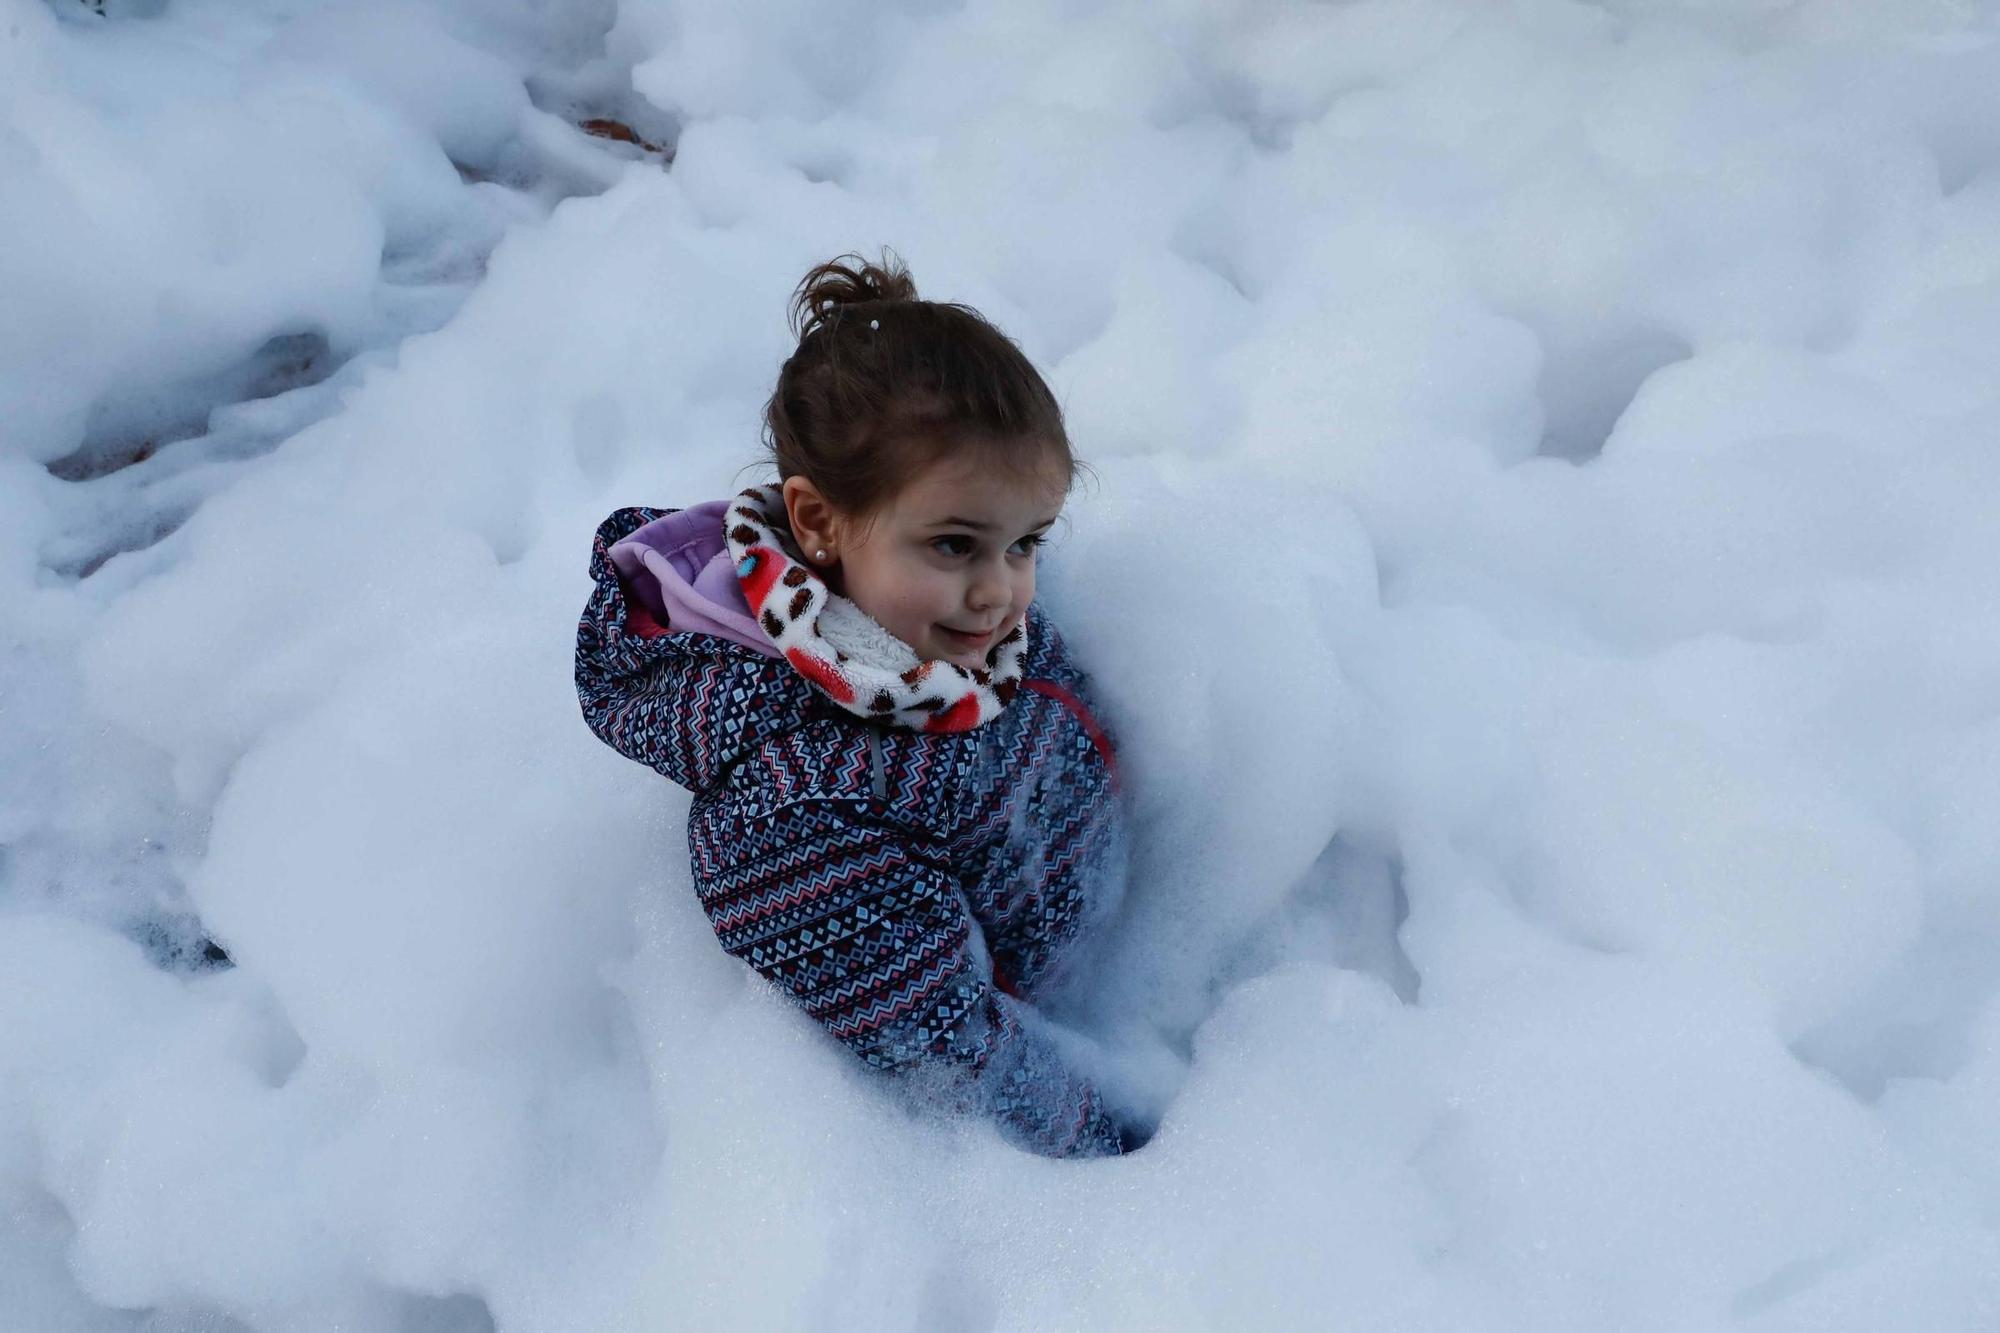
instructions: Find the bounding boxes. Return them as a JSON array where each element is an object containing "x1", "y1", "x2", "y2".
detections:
[{"x1": 930, "y1": 533, "x2": 1045, "y2": 558}]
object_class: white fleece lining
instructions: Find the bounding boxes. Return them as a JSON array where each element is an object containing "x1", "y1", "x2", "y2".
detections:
[{"x1": 817, "y1": 593, "x2": 923, "y2": 673}]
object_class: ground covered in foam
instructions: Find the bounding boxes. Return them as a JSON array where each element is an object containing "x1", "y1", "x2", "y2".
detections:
[{"x1": 6, "y1": 0, "x2": 2000, "y2": 1328}]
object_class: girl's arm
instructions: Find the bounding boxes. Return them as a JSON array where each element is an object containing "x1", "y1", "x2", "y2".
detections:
[{"x1": 695, "y1": 796, "x2": 1126, "y2": 1159}]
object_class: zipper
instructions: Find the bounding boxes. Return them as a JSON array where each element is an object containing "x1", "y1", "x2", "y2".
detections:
[{"x1": 866, "y1": 727, "x2": 887, "y2": 800}]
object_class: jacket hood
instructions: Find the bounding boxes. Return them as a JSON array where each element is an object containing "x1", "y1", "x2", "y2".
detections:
[
  {"x1": 607, "y1": 501, "x2": 778, "y2": 660},
  {"x1": 578, "y1": 506, "x2": 816, "y2": 793}
]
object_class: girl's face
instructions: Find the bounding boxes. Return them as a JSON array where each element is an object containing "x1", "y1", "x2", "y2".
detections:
[{"x1": 800, "y1": 451, "x2": 1068, "y2": 671}]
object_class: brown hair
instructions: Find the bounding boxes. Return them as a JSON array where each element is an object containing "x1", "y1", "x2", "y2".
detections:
[{"x1": 762, "y1": 250, "x2": 1075, "y2": 520}]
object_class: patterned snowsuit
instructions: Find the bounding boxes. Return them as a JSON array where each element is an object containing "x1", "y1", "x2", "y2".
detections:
[{"x1": 575, "y1": 504, "x2": 1131, "y2": 1157}]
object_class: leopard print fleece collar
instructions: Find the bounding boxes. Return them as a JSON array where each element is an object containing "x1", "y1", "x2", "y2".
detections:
[{"x1": 723, "y1": 484, "x2": 1028, "y2": 734}]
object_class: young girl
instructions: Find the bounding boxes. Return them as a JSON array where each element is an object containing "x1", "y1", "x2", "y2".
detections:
[{"x1": 575, "y1": 254, "x2": 1139, "y2": 1158}]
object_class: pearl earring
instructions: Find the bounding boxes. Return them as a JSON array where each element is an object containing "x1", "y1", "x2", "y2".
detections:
[{"x1": 815, "y1": 548, "x2": 829, "y2": 562}]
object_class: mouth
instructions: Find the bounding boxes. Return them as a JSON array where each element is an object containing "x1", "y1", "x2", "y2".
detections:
[{"x1": 938, "y1": 624, "x2": 998, "y2": 650}]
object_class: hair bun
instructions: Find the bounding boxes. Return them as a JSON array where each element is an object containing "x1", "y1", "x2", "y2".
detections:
[
  {"x1": 791, "y1": 250, "x2": 919, "y2": 339},
  {"x1": 764, "y1": 246, "x2": 1075, "y2": 522}
]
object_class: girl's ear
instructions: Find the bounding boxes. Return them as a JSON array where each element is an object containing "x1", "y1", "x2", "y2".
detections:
[{"x1": 781, "y1": 475, "x2": 842, "y2": 566}]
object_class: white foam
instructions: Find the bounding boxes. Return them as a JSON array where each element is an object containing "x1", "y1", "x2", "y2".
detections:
[{"x1": 7, "y1": 0, "x2": 2000, "y2": 1326}]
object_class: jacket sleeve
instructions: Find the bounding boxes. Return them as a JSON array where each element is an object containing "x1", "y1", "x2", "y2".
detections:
[
  {"x1": 695, "y1": 796, "x2": 1126, "y2": 1159},
  {"x1": 985, "y1": 685, "x2": 1127, "y2": 999}
]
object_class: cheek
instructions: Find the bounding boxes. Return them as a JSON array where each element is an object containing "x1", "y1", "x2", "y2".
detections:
[
  {"x1": 852, "y1": 552, "x2": 955, "y2": 623},
  {"x1": 884, "y1": 556, "x2": 945, "y2": 602}
]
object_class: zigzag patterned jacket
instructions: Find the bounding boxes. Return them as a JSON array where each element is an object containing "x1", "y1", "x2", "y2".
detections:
[{"x1": 575, "y1": 495, "x2": 1130, "y2": 1158}]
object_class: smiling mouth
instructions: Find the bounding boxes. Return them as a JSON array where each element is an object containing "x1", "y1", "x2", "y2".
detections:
[{"x1": 939, "y1": 625, "x2": 997, "y2": 644}]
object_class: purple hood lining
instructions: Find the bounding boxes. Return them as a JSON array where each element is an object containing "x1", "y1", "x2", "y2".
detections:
[{"x1": 606, "y1": 500, "x2": 780, "y2": 659}]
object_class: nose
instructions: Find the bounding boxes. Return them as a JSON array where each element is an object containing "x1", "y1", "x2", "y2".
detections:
[{"x1": 968, "y1": 562, "x2": 1009, "y2": 615}]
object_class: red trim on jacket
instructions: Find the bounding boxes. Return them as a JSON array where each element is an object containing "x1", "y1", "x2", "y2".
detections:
[{"x1": 1022, "y1": 679, "x2": 1120, "y2": 790}]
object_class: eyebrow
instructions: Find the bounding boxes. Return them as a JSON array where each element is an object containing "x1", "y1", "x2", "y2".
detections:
[{"x1": 931, "y1": 515, "x2": 1060, "y2": 532}]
